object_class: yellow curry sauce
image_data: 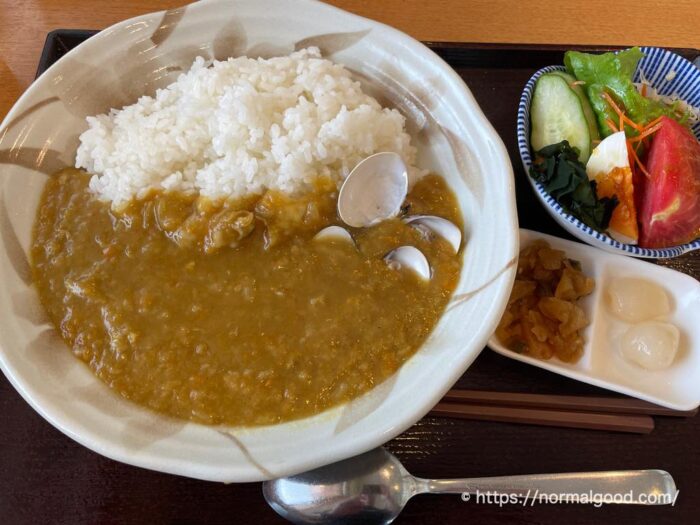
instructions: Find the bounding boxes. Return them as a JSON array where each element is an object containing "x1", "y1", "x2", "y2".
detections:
[{"x1": 31, "y1": 168, "x2": 462, "y2": 426}]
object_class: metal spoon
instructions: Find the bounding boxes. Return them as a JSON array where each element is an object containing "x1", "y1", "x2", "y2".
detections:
[{"x1": 263, "y1": 447, "x2": 676, "y2": 524}]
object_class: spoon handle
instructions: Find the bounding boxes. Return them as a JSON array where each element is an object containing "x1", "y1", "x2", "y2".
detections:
[{"x1": 417, "y1": 470, "x2": 676, "y2": 505}]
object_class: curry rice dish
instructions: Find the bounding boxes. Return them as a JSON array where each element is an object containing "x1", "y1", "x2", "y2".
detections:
[{"x1": 29, "y1": 49, "x2": 464, "y2": 426}]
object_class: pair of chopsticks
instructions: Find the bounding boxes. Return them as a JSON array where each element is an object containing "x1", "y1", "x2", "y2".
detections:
[{"x1": 429, "y1": 389, "x2": 698, "y2": 434}]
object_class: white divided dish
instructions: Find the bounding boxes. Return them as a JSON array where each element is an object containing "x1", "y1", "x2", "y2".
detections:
[{"x1": 488, "y1": 229, "x2": 700, "y2": 410}]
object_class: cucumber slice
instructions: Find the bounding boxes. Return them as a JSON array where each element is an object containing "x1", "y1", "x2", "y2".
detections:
[
  {"x1": 549, "y1": 71, "x2": 600, "y2": 144},
  {"x1": 530, "y1": 73, "x2": 594, "y2": 162}
]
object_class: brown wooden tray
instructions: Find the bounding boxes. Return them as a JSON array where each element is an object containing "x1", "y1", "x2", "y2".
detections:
[{"x1": 1, "y1": 33, "x2": 697, "y2": 525}]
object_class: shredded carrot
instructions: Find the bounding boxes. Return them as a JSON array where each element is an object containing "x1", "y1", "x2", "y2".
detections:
[
  {"x1": 601, "y1": 91, "x2": 645, "y2": 133},
  {"x1": 641, "y1": 83, "x2": 648, "y2": 97},
  {"x1": 640, "y1": 116, "x2": 663, "y2": 131},
  {"x1": 621, "y1": 113, "x2": 644, "y2": 132},
  {"x1": 600, "y1": 90, "x2": 667, "y2": 149},
  {"x1": 571, "y1": 80, "x2": 585, "y2": 86},
  {"x1": 628, "y1": 121, "x2": 664, "y2": 143},
  {"x1": 628, "y1": 143, "x2": 651, "y2": 179},
  {"x1": 601, "y1": 92, "x2": 625, "y2": 118},
  {"x1": 599, "y1": 88, "x2": 668, "y2": 181}
]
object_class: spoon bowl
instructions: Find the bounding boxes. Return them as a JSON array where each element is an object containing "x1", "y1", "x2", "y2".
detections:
[{"x1": 264, "y1": 448, "x2": 410, "y2": 525}]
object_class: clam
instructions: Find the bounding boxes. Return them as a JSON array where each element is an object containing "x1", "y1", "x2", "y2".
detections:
[
  {"x1": 337, "y1": 152, "x2": 408, "y2": 228},
  {"x1": 384, "y1": 246, "x2": 431, "y2": 281},
  {"x1": 313, "y1": 226, "x2": 355, "y2": 245},
  {"x1": 404, "y1": 215, "x2": 461, "y2": 252}
]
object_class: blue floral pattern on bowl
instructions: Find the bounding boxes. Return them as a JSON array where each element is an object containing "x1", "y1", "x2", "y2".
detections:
[{"x1": 517, "y1": 47, "x2": 700, "y2": 258}]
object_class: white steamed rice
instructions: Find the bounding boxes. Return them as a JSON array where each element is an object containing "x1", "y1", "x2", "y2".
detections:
[{"x1": 76, "y1": 47, "x2": 419, "y2": 207}]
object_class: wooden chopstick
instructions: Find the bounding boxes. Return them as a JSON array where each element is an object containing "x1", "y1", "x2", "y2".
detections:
[
  {"x1": 430, "y1": 402, "x2": 655, "y2": 434},
  {"x1": 428, "y1": 389, "x2": 697, "y2": 434},
  {"x1": 441, "y1": 389, "x2": 698, "y2": 417}
]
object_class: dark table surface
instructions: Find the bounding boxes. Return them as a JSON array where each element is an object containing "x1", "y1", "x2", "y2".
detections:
[{"x1": 1, "y1": 38, "x2": 699, "y2": 524}]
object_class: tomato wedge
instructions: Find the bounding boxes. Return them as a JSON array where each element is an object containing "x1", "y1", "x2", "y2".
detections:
[{"x1": 637, "y1": 117, "x2": 700, "y2": 248}]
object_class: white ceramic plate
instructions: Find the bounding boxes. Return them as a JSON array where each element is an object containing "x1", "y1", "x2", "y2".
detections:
[
  {"x1": 489, "y1": 229, "x2": 700, "y2": 411},
  {"x1": 0, "y1": 0, "x2": 518, "y2": 482}
]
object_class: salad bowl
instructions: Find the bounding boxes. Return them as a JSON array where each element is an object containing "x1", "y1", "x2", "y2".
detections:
[{"x1": 517, "y1": 46, "x2": 700, "y2": 258}]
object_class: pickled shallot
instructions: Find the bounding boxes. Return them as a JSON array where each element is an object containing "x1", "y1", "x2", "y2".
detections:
[
  {"x1": 606, "y1": 278, "x2": 671, "y2": 322},
  {"x1": 621, "y1": 321, "x2": 680, "y2": 371}
]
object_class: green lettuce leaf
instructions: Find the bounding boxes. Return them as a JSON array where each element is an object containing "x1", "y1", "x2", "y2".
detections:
[{"x1": 564, "y1": 47, "x2": 683, "y2": 137}]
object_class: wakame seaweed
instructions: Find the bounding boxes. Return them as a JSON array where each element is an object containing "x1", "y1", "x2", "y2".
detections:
[{"x1": 529, "y1": 141, "x2": 618, "y2": 232}]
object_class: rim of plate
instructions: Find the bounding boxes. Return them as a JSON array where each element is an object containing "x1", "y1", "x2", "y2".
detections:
[{"x1": 516, "y1": 46, "x2": 700, "y2": 258}]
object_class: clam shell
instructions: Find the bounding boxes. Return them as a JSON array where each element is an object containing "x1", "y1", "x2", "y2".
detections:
[
  {"x1": 404, "y1": 215, "x2": 461, "y2": 252},
  {"x1": 313, "y1": 226, "x2": 355, "y2": 245},
  {"x1": 384, "y1": 246, "x2": 431, "y2": 281},
  {"x1": 337, "y1": 152, "x2": 408, "y2": 228}
]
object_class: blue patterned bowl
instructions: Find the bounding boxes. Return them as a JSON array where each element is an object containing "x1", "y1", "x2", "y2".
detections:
[{"x1": 517, "y1": 47, "x2": 700, "y2": 258}]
